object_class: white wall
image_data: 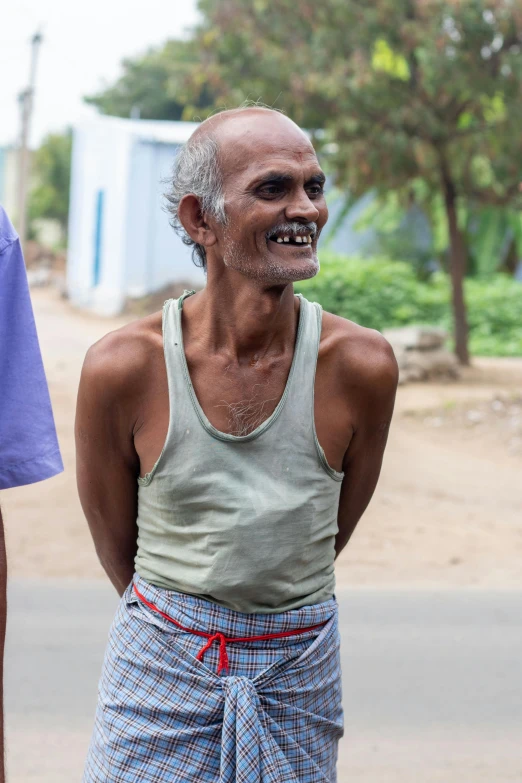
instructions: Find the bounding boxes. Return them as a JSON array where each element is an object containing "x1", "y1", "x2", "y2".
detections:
[
  {"x1": 67, "y1": 120, "x2": 132, "y2": 315},
  {"x1": 67, "y1": 116, "x2": 204, "y2": 316}
]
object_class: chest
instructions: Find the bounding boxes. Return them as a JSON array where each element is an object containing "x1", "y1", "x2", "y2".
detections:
[
  {"x1": 134, "y1": 341, "x2": 354, "y2": 477},
  {"x1": 190, "y1": 350, "x2": 294, "y2": 436}
]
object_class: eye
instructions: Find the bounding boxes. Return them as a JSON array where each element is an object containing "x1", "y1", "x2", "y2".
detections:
[
  {"x1": 306, "y1": 184, "x2": 324, "y2": 197},
  {"x1": 259, "y1": 184, "x2": 283, "y2": 197}
]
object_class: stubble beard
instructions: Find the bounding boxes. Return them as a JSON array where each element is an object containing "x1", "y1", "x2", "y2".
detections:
[{"x1": 222, "y1": 240, "x2": 320, "y2": 285}]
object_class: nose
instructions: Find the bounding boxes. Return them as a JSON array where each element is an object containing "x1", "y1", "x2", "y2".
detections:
[{"x1": 284, "y1": 188, "x2": 320, "y2": 223}]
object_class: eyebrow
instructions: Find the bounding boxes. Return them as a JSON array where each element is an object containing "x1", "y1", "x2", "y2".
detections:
[{"x1": 254, "y1": 171, "x2": 326, "y2": 187}]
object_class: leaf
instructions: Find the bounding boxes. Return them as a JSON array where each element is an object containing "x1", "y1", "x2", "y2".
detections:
[
  {"x1": 468, "y1": 207, "x2": 509, "y2": 277},
  {"x1": 371, "y1": 38, "x2": 410, "y2": 81}
]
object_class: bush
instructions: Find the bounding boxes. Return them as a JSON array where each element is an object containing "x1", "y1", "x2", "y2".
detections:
[
  {"x1": 296, "y1": 253, "x2": 522, "y2": 357},
  {"x1": 464, "y1": 276, "x2": 522, "y2": 357}
]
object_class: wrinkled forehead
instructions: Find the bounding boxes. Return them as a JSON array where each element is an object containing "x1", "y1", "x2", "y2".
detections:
[{"x1": 214, "y1": 112, "x2": 320, "y2": 183}]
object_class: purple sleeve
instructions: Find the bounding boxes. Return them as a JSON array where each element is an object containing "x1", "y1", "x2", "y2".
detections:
[{"x1": 0, "y1": 207, "x2": 64, "y2": 489}]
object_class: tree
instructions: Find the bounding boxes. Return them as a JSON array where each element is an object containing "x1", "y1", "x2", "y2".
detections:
[
  {"x1": 28, "y1": 130, "x2": 72, "y2": 238},
  {"x1": 85, "y1": 39, "x2": 216, "y2": 121},
  {"x1": 186, "y1": 0, "x2": 522, "y2": 364}
]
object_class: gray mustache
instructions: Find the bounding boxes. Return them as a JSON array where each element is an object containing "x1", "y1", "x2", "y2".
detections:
[{"x1": 266, "y1": 222, "x2": 318, "y2": 239}]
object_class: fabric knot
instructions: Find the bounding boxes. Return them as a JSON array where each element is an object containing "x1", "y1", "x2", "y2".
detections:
[
  {"x1": 196, "y1": 632, "x2": 229, "y2": 674},
  {"x1": 220, "y1": 676, "x2": 261, "y2": 783},
  {"x1": 223, "y1": 675, "x2": 258, "y2": 698}
]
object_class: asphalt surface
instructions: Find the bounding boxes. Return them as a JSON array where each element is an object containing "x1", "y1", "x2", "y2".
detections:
[{"x1": 5, "y1": 582, "x2": 522, "y2": 782}]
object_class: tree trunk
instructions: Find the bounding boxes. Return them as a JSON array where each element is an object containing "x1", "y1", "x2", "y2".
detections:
[
  {"x1": 501, "y1": 234, "x2": 518, "y2": 276},
  {"x1": 440, "y1": 163, "x2": 470, "y2": 365}
]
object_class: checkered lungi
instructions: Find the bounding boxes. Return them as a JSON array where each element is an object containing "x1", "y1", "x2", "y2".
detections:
[{"x1": 84, "y1": 574, "x2": 344, "y2": 783}]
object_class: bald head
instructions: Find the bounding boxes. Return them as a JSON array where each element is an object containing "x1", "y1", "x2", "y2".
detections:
[
  {"x1": 194, "y1": 107, "x2": 314, "y2": 176},
  {"x1": 193, "y1": 106, "x2": 308, "y2": 142}
]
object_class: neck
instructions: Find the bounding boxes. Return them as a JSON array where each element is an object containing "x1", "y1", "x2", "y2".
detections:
[{"x1": 183, "y1": 269, "x2": 298, "y2": 363}]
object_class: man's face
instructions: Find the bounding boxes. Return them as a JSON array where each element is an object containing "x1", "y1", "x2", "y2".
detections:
[{"x1": 209, "y1": 112, "x2": 328, "y2": 285}]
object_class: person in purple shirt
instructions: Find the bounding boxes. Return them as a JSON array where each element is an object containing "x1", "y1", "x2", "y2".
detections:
[{"x1": 0, "y1": 205, "x2": 63, "y2": 781}]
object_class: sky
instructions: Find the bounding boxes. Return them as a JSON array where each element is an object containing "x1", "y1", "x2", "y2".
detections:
[{"x1": 1, "y1": 0, "x2": 200, "y2": 147}]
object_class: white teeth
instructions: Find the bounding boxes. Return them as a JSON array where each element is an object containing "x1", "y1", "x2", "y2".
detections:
[{"x1": 273, "y1": 234, "x2": 313, "y2": 244}]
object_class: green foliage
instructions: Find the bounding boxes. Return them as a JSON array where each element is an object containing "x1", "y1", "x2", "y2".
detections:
[
  {"x1": 355, "y1": 192, "x2": 522, "y2": 279},
  {"x1": 85, "y1": 40, "x2": 216, "y2": 121},
  {"x1": 28, "y1": 130, "x2": 72, "y2": 235},
  {"x1": 188, "y1": 0, "x2": 522, "y2": 204},
  {"x1": 371, "y1": 38, "x2": 410, "y2": 80},
  {"x1": 296, "y1": 253, "x2": 447, "y2": 330},
  {"x1": 464, "y1": 206, "x2": 522, "y2": 277},
  {"x1": 296, "y1": 254, "x2": 522, "y2": 356},
  {"x1": 464, "y1": 275, "x2": 522, "y2": 355},
  {"x1": 351, "y1": 190, "x2": 439, "y2": 278}
]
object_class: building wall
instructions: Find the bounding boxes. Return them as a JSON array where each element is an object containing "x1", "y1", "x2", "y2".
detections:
[
  {"x1": 125, "y1": 140, "x2": 204, "y2": 299},
  {"x1": 67, "y1": 122, "x2": 134, "y2": 315},
  {"x1": 67, "y1": 117, "x2": 204, "y2": 316}
]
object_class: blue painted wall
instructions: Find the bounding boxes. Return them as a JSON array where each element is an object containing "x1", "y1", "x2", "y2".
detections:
[{"x1": 93, "y1": 189, "x2": 105, "y2": 287}]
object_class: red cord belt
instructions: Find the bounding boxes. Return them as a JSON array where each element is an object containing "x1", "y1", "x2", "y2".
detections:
[{"x1": 133, "y1": 584, "x2": 327, "y2": 675}]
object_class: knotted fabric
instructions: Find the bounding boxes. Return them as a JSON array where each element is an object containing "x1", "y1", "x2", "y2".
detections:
[{"x1": 84, "y1": 575, "x2": 344, "y2": 782}]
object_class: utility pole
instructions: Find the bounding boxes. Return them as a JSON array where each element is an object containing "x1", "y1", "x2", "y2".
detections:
[{"x1": 16, "y1": 30, "x2": 43, "y2": 252}]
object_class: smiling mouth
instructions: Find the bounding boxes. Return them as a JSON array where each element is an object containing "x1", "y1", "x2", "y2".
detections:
[{"x1": 268, "y1": 232, "x2": 314, "y2": 246}]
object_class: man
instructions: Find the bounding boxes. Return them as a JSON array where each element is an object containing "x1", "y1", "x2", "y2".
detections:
[
  {"x1": 76, "y1": 107, "x2": 398, "y2": 782},
  {"x1": 0, "y1": 205, "x2": 64, "y2": 782}
]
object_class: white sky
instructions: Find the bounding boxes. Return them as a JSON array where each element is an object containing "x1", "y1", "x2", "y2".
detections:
[{"x1": 1, "y1": 0, "x2": 200, "y2": 147}]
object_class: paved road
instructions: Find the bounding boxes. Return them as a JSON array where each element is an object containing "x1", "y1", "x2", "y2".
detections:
[{"x1": 5, "y1": 582, "x2": 522, "y2": 782}]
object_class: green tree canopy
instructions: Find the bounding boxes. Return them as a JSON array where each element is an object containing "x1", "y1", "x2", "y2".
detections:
[
  {"x1": 85, "y1": 39, "x2": 216, "y2": 121},
  {"x1": 28, "y1": 130, "x2": 72, "y2": 236}
]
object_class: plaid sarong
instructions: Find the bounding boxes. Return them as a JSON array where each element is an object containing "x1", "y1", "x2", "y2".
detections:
[{"x1": 84, "y1": 575, "x2": 344, "y2": 782}]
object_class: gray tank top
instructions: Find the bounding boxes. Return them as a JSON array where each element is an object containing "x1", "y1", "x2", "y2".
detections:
[{"x1": 135, "y1": 291, "x2": 344, "y2": 614}]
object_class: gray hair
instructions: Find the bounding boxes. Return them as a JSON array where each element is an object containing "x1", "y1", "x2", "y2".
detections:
[{"x1": 164, "y1": 134, "x2": 226, "y2": 271}]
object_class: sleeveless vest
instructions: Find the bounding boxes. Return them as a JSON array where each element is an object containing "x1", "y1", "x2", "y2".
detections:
[{"x1": 135, "y1": 291, "x2": 343, "y2": 613}]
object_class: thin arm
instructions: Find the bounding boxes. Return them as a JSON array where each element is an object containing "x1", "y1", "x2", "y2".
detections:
[
  {"x1": 75, "y1": 339, "x2": 141, "y2": 596},
  {"x1": 335, "y1": 338, "x2": 398, "y2": 558}
]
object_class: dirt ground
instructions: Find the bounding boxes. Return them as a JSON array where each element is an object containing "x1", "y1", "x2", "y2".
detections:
[{"x1": 2, "y1": 286, "x2": 522, "y2": 587}]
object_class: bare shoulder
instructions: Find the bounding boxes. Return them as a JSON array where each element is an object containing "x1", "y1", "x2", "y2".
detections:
[
  {"x1": 320, "y1": 310, "x2": 399, "y2": 399},
  {"x1": 80, "y1": 311, "x2": 163, "y2": 402}
]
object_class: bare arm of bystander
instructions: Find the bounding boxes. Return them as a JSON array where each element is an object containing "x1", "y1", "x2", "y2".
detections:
[
  {"x1": 75, "y1": 333, "x2": 143, "y2": 596},
  {"x1": 335, "y1": 333, "x2": 399, "y2": 558}
]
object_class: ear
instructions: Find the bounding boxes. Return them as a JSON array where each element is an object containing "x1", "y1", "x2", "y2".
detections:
[{"x1": 178, "y1": 194, "x2": 218, "y2": 248}]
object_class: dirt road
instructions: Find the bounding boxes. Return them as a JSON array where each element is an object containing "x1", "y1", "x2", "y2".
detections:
[{"x1": 3, "y1": 287, "x2": 522, "y2": 587}]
